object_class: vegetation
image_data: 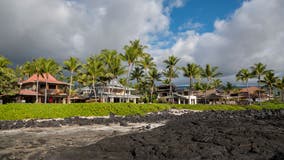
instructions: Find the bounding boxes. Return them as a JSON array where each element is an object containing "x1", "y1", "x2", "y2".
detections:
[
  {"x1": 0, "y1": 39, "x2": 283, "y2": 104},
  {"x1": 0, "y1": 103, "x2": 283, "y2": 120}
]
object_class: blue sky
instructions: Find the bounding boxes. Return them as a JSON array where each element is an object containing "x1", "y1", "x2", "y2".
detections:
[{"x1": 169, "y1": 0, "x2": 244, "y2": 33}]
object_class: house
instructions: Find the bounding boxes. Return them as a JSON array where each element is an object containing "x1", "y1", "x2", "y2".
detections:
[
  {"x1": 156, "y1": 84, "x2": 197, "y2": 104},
  {"x1": 238, "y1": 86, "x2": 268, "y2": 102},
  {"x1": 18, "y1": 73, "x2": 68, "y2": 103},
  {"x1": 78, "y1": 79, "x2": 140, "y2": 103}
]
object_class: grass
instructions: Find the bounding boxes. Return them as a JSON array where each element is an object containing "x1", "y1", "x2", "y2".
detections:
[{"x1": 0, "y1": 102, "x2": 283, "y2": 120}]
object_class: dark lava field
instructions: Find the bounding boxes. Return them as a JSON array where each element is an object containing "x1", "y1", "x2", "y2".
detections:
[{"x1": 1, "y1": 109, "x2": 284, "y2": 160}]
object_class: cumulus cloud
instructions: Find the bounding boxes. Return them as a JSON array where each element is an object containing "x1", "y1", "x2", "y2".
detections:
[
  {"x1": 1, "y1": 0, "x2": 283, "y2": 84},
  {"x1": 0, "y1": 0, "x2": 169, "y2": 65},
  {"x1": 164, "y1": 0, "x2": 284, "y2": 82}
]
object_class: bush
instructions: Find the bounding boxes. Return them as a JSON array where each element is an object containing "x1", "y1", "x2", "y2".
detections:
[{"x1": 0, "y1": 102, "x2": 283, "y2": 120}]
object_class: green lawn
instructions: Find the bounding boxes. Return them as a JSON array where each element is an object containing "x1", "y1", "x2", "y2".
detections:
[{"x1": 0, "y1": 103, "x2": 283, "y2": 120}]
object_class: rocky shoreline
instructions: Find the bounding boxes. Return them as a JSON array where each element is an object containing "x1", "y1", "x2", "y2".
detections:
[
  {"x1": 0, "y1": 109, "x2": 195, "y2": 130},
  {"x1": 1, "y1": 109, "x2": 284, "y2": 160}
]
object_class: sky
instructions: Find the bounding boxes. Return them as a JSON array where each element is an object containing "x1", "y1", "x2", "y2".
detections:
[{"x1": 0, "y1": 0, "x2": 283, "y2": 85}]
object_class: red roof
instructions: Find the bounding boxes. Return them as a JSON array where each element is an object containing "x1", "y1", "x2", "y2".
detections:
[
  {"x1": 21, "y1": 73, "x2": 68, "y2": 85},
  {"x1": 19, "y1": 89, "x2": 42, "y2": 96}
]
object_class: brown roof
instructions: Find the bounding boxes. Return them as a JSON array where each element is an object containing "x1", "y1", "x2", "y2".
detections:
[
  {"x1": 21, "y1": 73, "x2": 68, "y2": 85},
  {"x1": 239, "y1": 86, "x2": 262, "y2": 94}
]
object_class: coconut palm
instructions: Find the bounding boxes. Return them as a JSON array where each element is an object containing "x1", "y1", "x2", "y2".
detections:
[
  {"x1": 138, "y1": 53, "x2": 156, "y2": 76},
  {"x1": 148, "y1": 68, "x2": 162, "y2": 102},
  {"x1": 31, "y1": 58, "x2": 45, "y2": 103},
  {"x1": 100, "y1": 49, "x2": 125, "y2": 81},
  {"x1": 83, "y1": 55, "x2": 104, "y2": 100},
  {"x1": 236, "y1": 68, "x2": 252, "y2": 104},
  {"x1": 181, "y1": 63, "x2": 201, "y2": 95},
  {"x1": 42, "y1": 58, "x2": 62, "y2": 103},
  {"x1": 260, "y1": 71, "x2": 278, "y2": 100},
  {"x1": 64, "y1": 57, "x2": 81, "y2": 104},
  {"x1": 201, "y1": 64, "x2": 222, "y2": 103},
  {"x1": 121, "y1": 40, "x2": 146, "y2": 92},
  {"x1": 223, "y1": 82, "x2": 234, "y2": 95},
  {"x1": 276, "y1": 76, "x2": 284, "y2": 102},
  {"x1": 130, "y1": 66, "x2": 144, "y2": 83},
  {"x1": 163, "y1": 55, "x2": 180, "y2": 102},
  {"x1": 212, "y1": 79, "x2": 222, "y2": 92},
  {"x1": 250, "y1": 62, "x2": 270, "y2": 101}
]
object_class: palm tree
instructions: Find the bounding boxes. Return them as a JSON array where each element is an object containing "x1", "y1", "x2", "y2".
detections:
[
  {"x1": 121, "y1": 40, "x2": 146, "y2": 100},
  {"x1": 276, "y1": 76, "x2": 284, "y2": 102},
  {"x1": 64, "y1": 57, "x2": 81, "y2": 104},
  {"x1": 138, "y1": 53, "x2": 156, "y2": 75},
  {"x1": 100, "y1": 49, "x2": 125, "y2": 81},
  {"x1": 236, "y1": 68, "x2": 252, "y2": 104},
  {"x1": 148, "y1": 68, "x2": 162, "y2": 102},
  {"x1": 42, "y1": 58, "x2": 62, "y2": 103},
  {"x1": 130, "y1": 67, "x2": 144, "y2": 83},
  {"x1": 181, "y1": 63, "x2": 201, "y2": 95},
  {"x1": 163, "y1": 55, "x2": 180, "y2": 102},
  {"x1": 250, "y1": 62, "x2": 270, "y2": 102},
  {"x1": 31, "y1": 58, "x2": 45, "y2": 103},
  {"x1": 212, "y1": 79, "x2": 222, "y2": 93},
  {"x1": 84, "y1": 55, "x2": 104, "y2": 101},
  {"x1": 260, "y1": 71, "x2": 278, "y2": 100},
  {"x1": 201, "y1": 64, "x2": 222, "y2": 103}
]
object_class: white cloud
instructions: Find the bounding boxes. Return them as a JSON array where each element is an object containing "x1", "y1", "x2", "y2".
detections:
[
  {"x1": 162, "y1": 0, "x2": 284, "y2": 82},
  {"x1": 0, "y1": 0, "x2": 169, "y2": 64},
  {"x1": 178, "y1": 20, "x2": 204, "y2": 31}
]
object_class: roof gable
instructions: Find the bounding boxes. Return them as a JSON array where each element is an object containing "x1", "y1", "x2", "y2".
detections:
[{"x1": 21, "y1": 73, "x2": 68, "y2": 85}]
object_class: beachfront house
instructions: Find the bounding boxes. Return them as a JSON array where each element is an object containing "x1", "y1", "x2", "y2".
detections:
[
  {"x1": 78, "y1": 79, "x2": 140, "y2": 103},
  {"x1": 18, "y1": 73, "x2": 68, "y2": 103},
  {"x1": 157, "y1": 84, "x2": 197, "y2": 104}
]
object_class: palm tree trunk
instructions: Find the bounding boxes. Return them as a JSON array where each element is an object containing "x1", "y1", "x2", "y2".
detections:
[
  {"x1": 92, "y1": 77, "x2": 97, "y2": 101},
  {"x1": 189, "y1": 77, "x2": 192, "y2": 95},
  {"x1": 150, "y1": 86, "x2": 154, "y2": 103},
  {"x1": 124, "y1": 64, "x2": 132, "y2": 102},
  {"x1": 45, "y1": 78, "x2": 47, "y2": 104},
  {"x1": 36, "y1": 75, "x2": 39, "y2": 103},
  {"x1": 247, "y1": 81, "x2": 251, "y2": 105},
  {"x1": 269, "y1": 87, "x2": 272, "y2": 100},
  {"x1": 169, "y1": 77, "x2": 173, "y2": 103},
  {"x1": 257, "y1": 76, "x2": 261, "y2": 103},
  {"x1": 68, "y1": 72, "x2": 73, "y2": 104},
  {"x1": 281, "y1": 89, "x2": 284, "y2": 102}
]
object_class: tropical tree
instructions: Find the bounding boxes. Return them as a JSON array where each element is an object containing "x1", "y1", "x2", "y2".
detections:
[
  {"x1": 42, "y1": 58, "x2": 62, "y2": 103},
  {"x1": 260, "y1": 71, "x2": 278, "y2": 100},
  {"x1": 130, "y1": 66, "x2": 144, "y2": 83},
  {"x1": 100, "y1": 49, "x2": 125, "y2": 82},
  {"x1": 148, "y1": 68, "x2": 162, "y2": 102},
  {"x1": 121, "y1": 40, "x2": 147, "y2": 99},
  {"x1": 212, "y1": 79, "x2": 222, "y2": 93},
  {"x1": 31, "y1": 58, "x2": 45, "y2": 103},
  {"x1": 250, "y1": 62, "x2": 270, "y2": 101},
  {"x1": 276, "y1": 76, "x2": 284, "y2": 102},
  {"x1": 223, "y1": 82, "x2": 234, "y2": 95},
  {"x1": 236, "y1": 68, "x2": 252, "y2": 103},
  {"x1": 201, "y1": 64, "x2": 222, "y2": 103},
  {"x1": 83, "y1": 55, "x2": 104, "y2": 100},
  {"x1": 64, "y1": 57, "x2": 81, "y2": 104},
  {"x1": 0, "y1": 56, "x2": 18, "y2": 96},
  {"x1": 163, "y1": 55, "x2": 180, "y2": 102},
  {"x1": 181, "y1": 63, "x2": 201, "y2": 95},
  {"x1": 138, "y1": 53, "x2": 156, "y2": 76}
]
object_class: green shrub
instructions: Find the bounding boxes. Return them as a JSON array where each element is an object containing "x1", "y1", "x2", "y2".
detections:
[{"x1": 0, "y1": 102, "x2": 283, "y2": 120}]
